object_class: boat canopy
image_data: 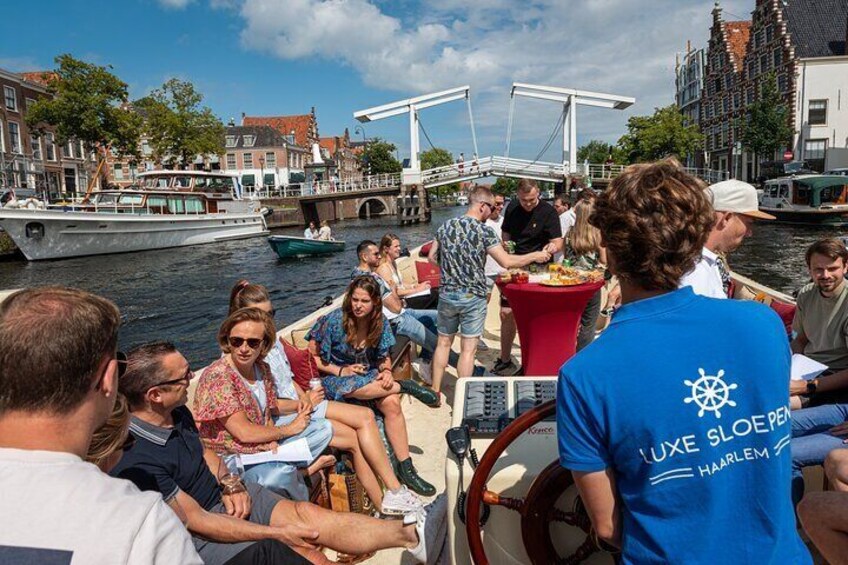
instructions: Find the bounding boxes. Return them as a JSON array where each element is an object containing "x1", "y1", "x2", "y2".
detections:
[{"x1": 795, "y1": 175, "x2": 848, "y2": 206}]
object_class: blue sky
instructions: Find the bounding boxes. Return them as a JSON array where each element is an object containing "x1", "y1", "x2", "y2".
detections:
[{"x1": 1, "y1": 0, "x2": 752, "y2": 162}]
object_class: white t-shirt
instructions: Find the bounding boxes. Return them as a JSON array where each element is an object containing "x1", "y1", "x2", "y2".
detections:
[
  {"x1": 484, "y1": 215, "x2": 505, "y2": 277},
  {"x1": 554, "y1": 209, "x2": 577, "y2": 263},
  {"x1": 0, "y1": 447, "x2": 201, "y2": 565},
  {"x1": 318, "y1": 226, "x2": 332, "y2": 241},
  {"x1": 678, "y1": 247, "x2": 727, "y2": 299}
]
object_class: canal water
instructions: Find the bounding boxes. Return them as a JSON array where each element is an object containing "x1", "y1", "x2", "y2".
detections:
[{"x1": 0, "y1": 206, "x2": 841, "y2": 367}]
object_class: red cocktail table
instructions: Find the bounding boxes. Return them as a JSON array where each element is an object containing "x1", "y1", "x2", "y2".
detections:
[{"x1": 498, "y1": 279, "x2": 604, "y2": 376}]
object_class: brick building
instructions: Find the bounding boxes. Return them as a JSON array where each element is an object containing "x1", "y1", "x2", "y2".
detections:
[
  {"x1": 241, "y1": 109, "x2": 318, "y2": 183},
  {"x1": 0, "y1": 68, "x2": 96, "y2": 197},
  {"x1": 222, "y1": 125, "x2": 293, "y2": 190},
  {"x1": 319, "y1": 128, "x2": 362, "y2": 182},
  {"x1": 700, "y1": 0, "x2": 848, "y2": 180}
]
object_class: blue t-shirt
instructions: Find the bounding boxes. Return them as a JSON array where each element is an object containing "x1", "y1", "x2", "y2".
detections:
[
  {"x1": 435, "y1": 215, "x2": 499, "y2": 298},
  {"x1": 557, "y1": 287, "x2": 810, "y2": 564}
]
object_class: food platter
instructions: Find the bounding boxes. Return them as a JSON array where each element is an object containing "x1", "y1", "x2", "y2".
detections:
[
  {"x1": 539, "y1": 277, "x2": 586, "y2": 287},
  {"x1": 497, "y1": 265, "x2": 604, "y2": 287}
]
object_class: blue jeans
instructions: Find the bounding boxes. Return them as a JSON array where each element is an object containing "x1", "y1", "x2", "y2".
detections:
[
  {"x1": 437, "y1": 291, "x2": 488, "y2": 338},
  {"x1": 244, "y1": 416, "x2": 334, "y2": 501},
  {"x1": 790, "y1": 403, "x2": 848, "y2": 504},
  {"x1": 393, "y1": 308, "x2": 460, "y2": 367}
]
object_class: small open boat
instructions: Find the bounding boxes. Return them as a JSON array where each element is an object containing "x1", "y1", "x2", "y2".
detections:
[{"x1": 267, "y1": 235, "x2": 345, "y2": 258}]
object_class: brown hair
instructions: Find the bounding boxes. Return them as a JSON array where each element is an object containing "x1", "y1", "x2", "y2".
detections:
[
  {"x1": 121, "y1": 341, "x2": 178, "y2": 408},
  {"x1": 568, "y1": 199, "x2": 601, "y2": 257},
  {"x1": 469, "y1": 185, "x2": 493, "y2": 204},
  {"x1": 229, "y1": 279, "x2": 271, "y2": 315},
  {"x1": 86, "y1": 394, "x2": 130, "y2": 467},
  {"x1": 517, "y1": 179, "x2": 538, "y2": 193},
  {"x1": 590, "y1": 159, "x2": 714, "y2": 291},
  {"x1": 342, "y1": 276, "x2": 385, "y2": 348},
  {"x1": 379, "y1": 233, "x2": 400, "y2": 257},
  {"x1": 805, "y1": 238, "x2": 848, "y2": 266},
  {"x1": 0, "y1": 286, "x2": 121, "y2": 414},
  {"x1": 218, "y1": 307, "x2": 276, "y2": 357}
]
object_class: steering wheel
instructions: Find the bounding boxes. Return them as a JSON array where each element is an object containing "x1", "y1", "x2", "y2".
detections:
[{"x1": 464, "y1": 399, "x2": 610, "y2": 565}]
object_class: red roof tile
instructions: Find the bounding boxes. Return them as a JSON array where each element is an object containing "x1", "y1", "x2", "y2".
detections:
[
  {"x1": 724, "y1": 21, "x2": 751, "y2": 70},
  {"x1": 319, "y1": 137, "x2": 338, "y2": 153},
  {"x1": 243, "y1": 114, "x2": 314, "y2": 147},
  {"x1": 20, "y1": 71, "x2": 57, "y2": 87}
]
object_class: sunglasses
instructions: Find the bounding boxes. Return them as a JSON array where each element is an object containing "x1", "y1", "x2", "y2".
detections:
[
  {"x1": 481, "y1": 202, "x2": 495, "y2": 211},
  {"x1": 153, "y1": 367, "x2": 193, "y2": 388},
  {"x1": 121, "y1": 434, "x2": 136, "y2": 452},
  {"x1": 228, "y1": 336, "x2": 264, "y2": 350}
]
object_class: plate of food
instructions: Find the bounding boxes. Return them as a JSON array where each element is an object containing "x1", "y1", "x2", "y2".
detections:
[{"x1": 539, "y1": 277, "x2": 586, "y2": 287}]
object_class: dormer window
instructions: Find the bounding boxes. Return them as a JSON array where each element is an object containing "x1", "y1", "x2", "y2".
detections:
[
  {"x1": 225, "y1": 135, "x2": 237, "y2": 148},
  {"x1": 243, "y1": 135, "x2": 256, "y2": 148}
]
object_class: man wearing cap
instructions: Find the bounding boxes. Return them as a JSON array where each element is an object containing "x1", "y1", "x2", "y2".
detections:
[{"x1": 679, "y1": 179, "x2": 774, "y2": 298}]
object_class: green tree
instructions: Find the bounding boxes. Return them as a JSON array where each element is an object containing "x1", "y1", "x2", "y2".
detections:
[
  {"x1": 492, "y1": 177, "x2": 519, "y2": 196},
  {"x1": 739, "y1": 73, "x2": 794, "y2": 162},
  {"x1": 577, "y1": 140, "x2": 624, "y2": 164},
  {"x1": 617, "y1": 105, "x2": 703, "y2": 164},
  {"x1": 360, "y1": 137, "x2": 402, "y2": 175},
  {"x1": 26, "y1": 54, "x2": 142, "y2": 190},
  {"x1": 134, "y1": 78, "x2": 224, "y2": 169},
  {"x1": 420, "y1": 147, "x2": 456, "y2": 200}
]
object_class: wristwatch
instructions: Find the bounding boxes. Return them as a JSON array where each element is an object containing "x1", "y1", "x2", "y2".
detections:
[{"x1": 806, "y1": 379, "x2": 818, "y2": 394}]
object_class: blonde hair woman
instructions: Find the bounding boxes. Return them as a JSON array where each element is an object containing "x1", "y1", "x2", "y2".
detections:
[{"x1": 565, "y1": 198, "x2": 607, "y2": 350}]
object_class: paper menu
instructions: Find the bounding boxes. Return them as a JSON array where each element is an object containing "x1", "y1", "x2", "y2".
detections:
[
  {"x1": 791, "y1": 354, "x2": 829, "y2": 382},
  {"x1": 405, "y1": 288, "x2": 431, "y2": 299},
  {"x1": 239, "y1": 438, "x2": 313, "y2": 465}
]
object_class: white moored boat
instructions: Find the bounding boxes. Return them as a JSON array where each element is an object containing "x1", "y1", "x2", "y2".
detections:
[{"x1": 0, "y1": 170, "x2": 269, "y2": 261}]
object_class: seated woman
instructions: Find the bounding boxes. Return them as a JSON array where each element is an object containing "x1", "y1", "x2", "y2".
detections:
[
  {"x1": 376, "y1": 233, "x2": 437, "y2": 310},
  {"x1": 194, "y1": 308, "x2": 336, "y2": 501},
  {"x1": 317, "y1": 220, "x2": 333, "y2": 241},
  {"x1": 308, "y1": 275, "x2": 437, "y2": 496},
  {"x1": 228, "y1": 280, "x2": 423, "y2": 515}
]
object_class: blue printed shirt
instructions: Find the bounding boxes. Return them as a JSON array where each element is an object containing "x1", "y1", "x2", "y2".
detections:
[
  {"x1": 557, "y1": 287, "x2": 810, "y2": 564},
  {"x1": 435, "y1": 215, "x2": 499, "y2": 298}
]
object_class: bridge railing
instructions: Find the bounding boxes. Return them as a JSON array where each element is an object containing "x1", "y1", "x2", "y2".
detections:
[{"x1": 243, "y1": 173, "x2": 402, "y2": 199}]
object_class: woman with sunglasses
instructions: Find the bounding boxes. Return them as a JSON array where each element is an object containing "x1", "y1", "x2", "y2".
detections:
[
  {"x1": 228, "y1": 280, "x2": 424, "y2": 514},
  {"x1": 194, "y1": 308, "x2": 336, "y2": 501},
  {"x1": 307, "y1": 275, "x2": 437, "y2": 496}
]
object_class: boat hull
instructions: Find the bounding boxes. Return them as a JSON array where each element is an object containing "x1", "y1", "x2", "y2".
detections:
[
  {"x1": 267, "y1": 235, "x2": 345, "y2": 258},
  {"x1": 0, "y1": 209, "x2": 268, "y2": 261},
  {"x1": 759, "y1": 207, "x2": 848, "y2": 226}
]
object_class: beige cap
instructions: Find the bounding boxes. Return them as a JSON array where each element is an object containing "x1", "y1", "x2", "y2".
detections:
[{"x1": 706, "y1": 179, "x2": 775, "y2": 220}]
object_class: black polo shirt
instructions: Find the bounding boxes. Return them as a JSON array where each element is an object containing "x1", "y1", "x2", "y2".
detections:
[
  {"x1": 111, "y1": 406, "x2": 222, "y2": 512},
  {"x1": 501, "y1": 199, "x2": 562, "y2": 255}
]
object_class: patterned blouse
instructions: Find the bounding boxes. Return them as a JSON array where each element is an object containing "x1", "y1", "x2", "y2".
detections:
[
  {"x1": 194, "y1": 356, "x2": 278, "y2": 454},
  {"x1": 306, "y1": 308, "x2": 395, "y2": 401}
]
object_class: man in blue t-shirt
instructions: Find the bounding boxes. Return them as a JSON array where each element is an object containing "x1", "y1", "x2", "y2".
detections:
[{"x1": 557, "y1": 160, "x2": 810, "y2": 564}]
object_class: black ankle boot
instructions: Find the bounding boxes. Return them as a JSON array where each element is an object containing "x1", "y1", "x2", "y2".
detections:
[
  {"x1": 397, "y1": 457, "x2": 436, "y2": 496},
  {"x1": 399, "y1": 379, "x2": 439, "y2": 407}
]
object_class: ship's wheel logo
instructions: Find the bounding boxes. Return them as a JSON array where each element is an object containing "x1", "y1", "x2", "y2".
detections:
[{"x1": 684, "y1": 368, "x2": 738, "y2": 419}]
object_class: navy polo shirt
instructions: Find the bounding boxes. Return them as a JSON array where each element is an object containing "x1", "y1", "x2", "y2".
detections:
[{"x1": 111, "y1": 406, "x2": 222, "y2": 512}]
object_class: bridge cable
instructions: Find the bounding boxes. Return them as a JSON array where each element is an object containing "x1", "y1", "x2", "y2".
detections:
[
  {"x1": 466, "y1": 95, "x2": 479, "y2": 159},
  {"x1": 507, "y1": 106, "x2": 566, "y2": 173},
  {"x1": 417, "y1": 115, "x2": 438, "y2": 152},
  {"x1": 504, "y1": 92, "x2": 515, "y2": 160}
]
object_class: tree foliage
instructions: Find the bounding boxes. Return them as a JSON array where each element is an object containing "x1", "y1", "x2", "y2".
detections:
[
  {"x1": 26, "y1": 54, "x2": 142, "y2": 160},
  {"x1": 492, "y1": 177, "x2": 519, "y2": 196},
  {"x1": 577, "y1": 140, "x2": 625, "y2": 164},
  {"x1": 617, "y1": 105, "x2": 703, "y2": 164},
  {"x1": 360, "y1": 137, "x2": 402, "y2": 175},
  {"x1": 134, "y1": 78, "x2": 224, "y2": 169},
  {"x1": 739, "y1": 73, "x2": 794, "y2": 159},
  {"x1": 420, "y1": 147, "x2": 457, "y2": 198}
]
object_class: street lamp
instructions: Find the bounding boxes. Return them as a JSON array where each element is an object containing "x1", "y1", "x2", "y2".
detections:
[
  {"x1": 354, "y1": 125, "x2": 366, "y2": 143},
  {"x1": 259, "y1": 155, "x2": 265, "y2": 192}
]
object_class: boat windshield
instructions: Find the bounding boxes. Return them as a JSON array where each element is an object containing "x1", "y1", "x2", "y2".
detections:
[
  {"x1": 93, "y1": 193, "x2": 119, "y2": 205},
  {"x1": 142, "y1": 176, "x2": 171, "y2": 189},
  {"x1": 194, "y1": 176, "x2": 234, "y2": 193},
  {"x1": 118, "y1": 193, "x2": 144, "y2": 206}
]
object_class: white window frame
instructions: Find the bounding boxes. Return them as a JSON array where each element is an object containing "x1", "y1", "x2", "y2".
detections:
[
  {"x1": 225, "y1": 135, "x2": 237, "y2": 148},
  {"x1": 243, "y1": 152, "x2": 254, "y2": 168},
  {"x1": 8, "y1": 121, "x2": 22, "y2": 153},
  {"x1": 26, "y1": 97, "x2": 36, "y2": 109},
  {"x1": 226, "y1": 153, "x2": 237, "y2": 169},
  {"x1": 113, "y1": 163, "x2": 125, "y2": 180},
  {"x1": 243, "y1": 135, "x2": 256, "y2": 148},
  {"x1": 4, "y1": 86, "x2": 17, "y2": 111},
  {"x1": 808, "y1": 100, "x2": 827, "y2": 126},
  {"x1": 45, "y1": 132, "x2": 56, "y2": 161},
  {"x1": 265, "y1": 151, "x2": 276, "y2": 168},
  {"x1": 30, "y1": 134, "x2": 42, "y2": 160},
  {"x1": 0, "y1": 120, "x2": 4, "y2": 153}
]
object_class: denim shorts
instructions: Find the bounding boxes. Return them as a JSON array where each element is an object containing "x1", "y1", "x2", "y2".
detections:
[{"x1": 437, "y1": 290, "x2": 488, "y2": 338}]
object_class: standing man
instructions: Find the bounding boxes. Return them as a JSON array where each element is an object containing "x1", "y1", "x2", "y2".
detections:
[
  {"x1": 428, "y1": 185, "x2": 549, "y2": 395},
  {"x1": 557, "y1": 161, "x2": 809, "y2": 564},
  {"x1": 0, "y1": 287, "x2": 201, "y2": 564},
  {"x1": 494, "y1": 179, "x2": 563, "y2": 375},
  {"x1": 679, "y1": 179, "x2": 774, "y2": 298}
]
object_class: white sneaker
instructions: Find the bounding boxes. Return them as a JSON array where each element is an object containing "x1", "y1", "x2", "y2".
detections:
[
  {"x1": 417, "y1": 361, "x2": 433, "y2": 385},
  {"x1": 381, "y1": 485, "x2": 423, "y2": 516},
  {"x1": 407, "y1": 494, "x2": 447, "y2": 564}
]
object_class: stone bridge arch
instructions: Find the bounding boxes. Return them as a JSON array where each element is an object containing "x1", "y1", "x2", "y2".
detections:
[{"x1": 357, "y1": 196, "x2": 392, "y2": 219}]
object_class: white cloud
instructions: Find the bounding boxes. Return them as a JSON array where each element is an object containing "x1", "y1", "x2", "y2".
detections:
[
  {"x1": 157, "y1": 0, "x2": 195, "y2": 9},
  {"x1": 235, "y1": 0, "x2": 753, "y2": 156}
]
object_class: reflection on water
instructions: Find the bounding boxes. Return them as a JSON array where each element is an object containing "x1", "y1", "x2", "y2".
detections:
[
  {"x1": 0, "y1": 208, "x2": 841, "y2": 366},
  {"x1": 0, "y1": 207, "x2": 463, "y2": 367}
]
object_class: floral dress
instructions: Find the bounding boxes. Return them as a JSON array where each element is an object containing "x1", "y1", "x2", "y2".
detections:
[
  {"x1": 306, "y1": 308, "x2": 395, "y2": 401},
  {"x1": 194, "y1": 357, "x2": 277, "y2": 454}
]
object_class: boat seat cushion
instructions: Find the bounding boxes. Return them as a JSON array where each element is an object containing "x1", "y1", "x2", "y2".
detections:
[
  {"x1": 281, "y1": 339, "x2": 320, "y2": 390},
  {"x1": 770, "y1": 300, "x2": 796, "y2": 336}
]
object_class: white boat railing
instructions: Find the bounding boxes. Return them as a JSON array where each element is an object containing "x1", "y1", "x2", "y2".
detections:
[{"x1": 242, "y1": 173, "x2": 403, "y2": 199}]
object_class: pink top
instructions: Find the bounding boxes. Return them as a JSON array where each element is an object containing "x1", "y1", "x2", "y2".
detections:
[{"x1": 194, "y1": 357, "x2": 278, "y2": 454}]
